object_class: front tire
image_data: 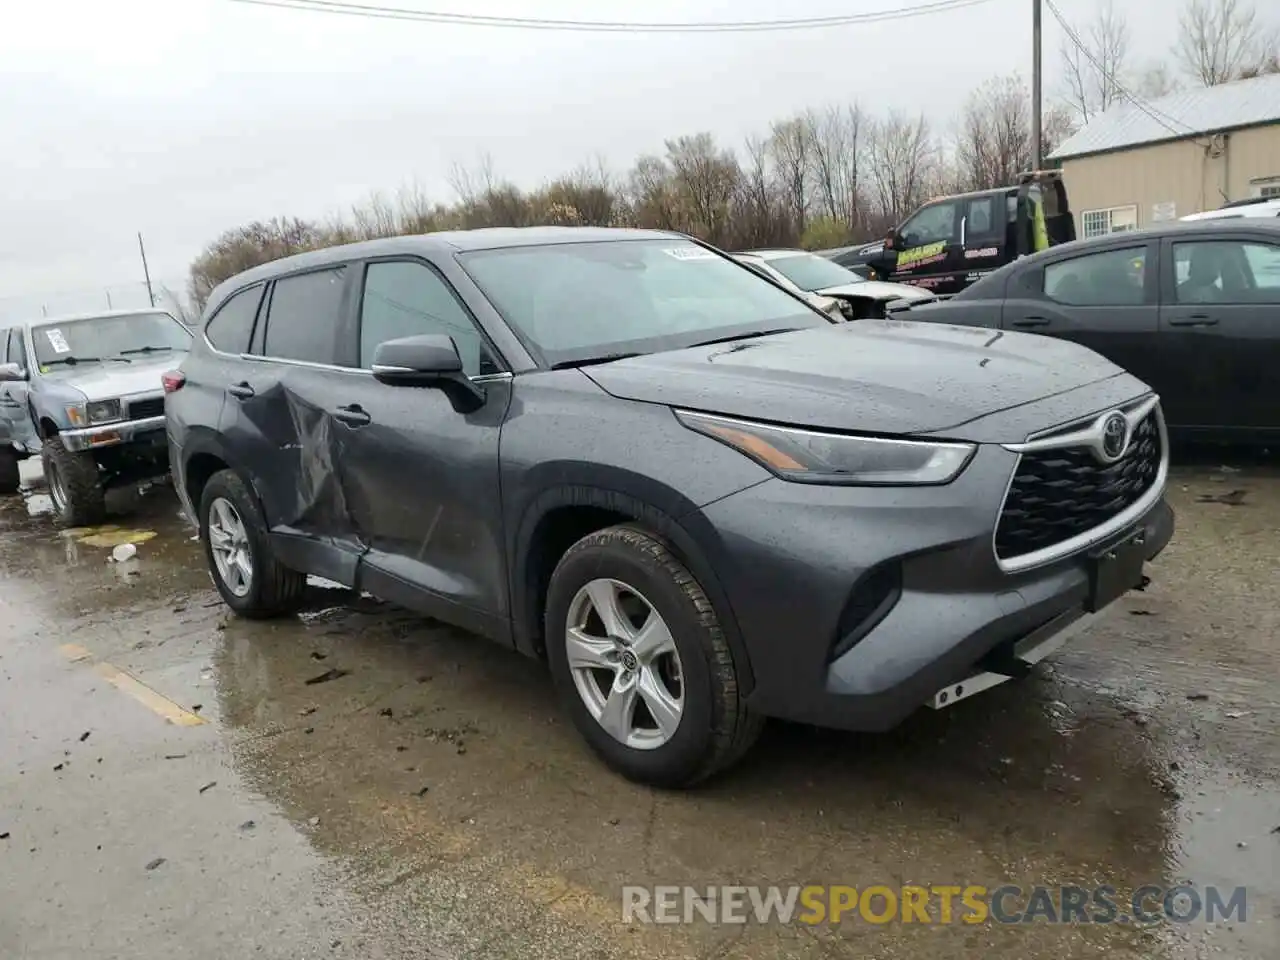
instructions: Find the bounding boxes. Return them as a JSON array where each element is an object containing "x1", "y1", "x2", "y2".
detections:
[
  {"x1": 544, "y1": 524, "x2": 762, "y2": 787},
  {"x1": 41, "y1": 437, "x2": 105, "y2": 526},
  {"x1": 199, "y1": 468, "x2": 305, "y2": 618}
]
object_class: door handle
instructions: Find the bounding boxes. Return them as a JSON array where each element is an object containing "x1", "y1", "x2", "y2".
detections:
[
  {"x1": 1167, "y1": 315, "x2": 1218, "y2": 327},
  {"x1": 333, "y1": 403, "x2": 371, "y2": 427},
  {"x1": 1011, "y1": 316, "x2": 1050, "y2": 328},
  {"x1": 227, "y1": 381, "x2": 255, "y2": 399}
]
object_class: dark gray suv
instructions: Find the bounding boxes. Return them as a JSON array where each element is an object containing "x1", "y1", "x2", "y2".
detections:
[{"x1": 166, "y1": 227, "x2": 1174, "y2": 786}]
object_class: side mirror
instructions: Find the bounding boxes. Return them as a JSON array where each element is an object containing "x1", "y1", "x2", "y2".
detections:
[
  {"x1": 0, "y1": 362, "x2": 26, "y2": 382},
  {"x1": 371, "y1": 334, "x2": 485, "y2": 412}
]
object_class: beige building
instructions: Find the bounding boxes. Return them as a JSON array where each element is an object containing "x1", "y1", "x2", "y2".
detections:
[{"x1": 1049, "y1": 74, "x2": 1280, "y2": 238}]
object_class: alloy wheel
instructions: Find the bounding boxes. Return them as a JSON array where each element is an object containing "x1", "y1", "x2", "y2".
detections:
[
  {"x1": 565, "y1": 578, "x2": 685, "y2": 750},
  {"x1": 207, "y1": 496, "x2": 253, "y2": 598}
]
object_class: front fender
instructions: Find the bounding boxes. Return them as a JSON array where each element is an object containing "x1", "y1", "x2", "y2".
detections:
[{"x1": 508, "y1": 473, "x2": 758, "y2": 696}]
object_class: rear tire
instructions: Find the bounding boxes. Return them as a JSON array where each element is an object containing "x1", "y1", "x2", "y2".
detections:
[
  {"x1": 41, "y1": 438, "x2": 106, "y2": 526},
  {"x1": 199, "y1": 468, "x2": 305, "y2": 618},
  {"x1": 0, "y1": 446, "x2": 19, "y2": 495},
  {"x1": 545, "y1": 524, "x2": 762, "y2": 788}
]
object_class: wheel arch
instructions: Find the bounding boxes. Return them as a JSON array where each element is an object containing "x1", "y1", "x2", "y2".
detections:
[
  {"x1": 510, "y1": 479, "x2": 755, "y2": 696},
  {"x1": 179, "y1": 430, "x2": 265, "y2": 521}
]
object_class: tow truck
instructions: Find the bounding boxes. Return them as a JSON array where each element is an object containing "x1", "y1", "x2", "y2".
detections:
[{"x1": 821, "y1": 170, "x2": 1075, "y2": 297}]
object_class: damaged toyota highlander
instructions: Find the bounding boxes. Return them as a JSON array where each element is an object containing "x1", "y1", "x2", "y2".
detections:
[{"x1": 166, "y1": 228, "x2": 1174, "y2": 787}]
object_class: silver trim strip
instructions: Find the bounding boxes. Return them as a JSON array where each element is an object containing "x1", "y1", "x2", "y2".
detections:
[
  {"x1": 201, "y1": 331, "x2": 512, "y2": 383},
  {"x1": 1001, "y1": 394, "x2": 1160, "y2": 455},
  {"x1": 993, "y1": 398, "x2": 1168, "y2": 574}
]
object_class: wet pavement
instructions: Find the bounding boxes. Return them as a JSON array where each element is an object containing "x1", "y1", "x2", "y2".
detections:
[{"x1": 1, "y1": 454, "x2": 1277, "y2": 959}]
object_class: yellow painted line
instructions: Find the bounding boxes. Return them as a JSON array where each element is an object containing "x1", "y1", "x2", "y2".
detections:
[
  {"x1": 93, "y1": 662, "x2": 207, "y2": 727},
  {"x1": 59, "y1": 643, "x2": 94, "y2": 663}
]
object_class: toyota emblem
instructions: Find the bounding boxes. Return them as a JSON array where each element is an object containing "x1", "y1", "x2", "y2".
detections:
[{"x1": 1100, "y1": 413, "x2": 1129, "y2": 461}]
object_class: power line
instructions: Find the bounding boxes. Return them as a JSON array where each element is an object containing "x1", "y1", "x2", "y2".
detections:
[
  {"x1": 1044, "y1": 0, "x2": 1193, "y2": 137},
  {"x1": 224, "y1": 0, "x2": 997, "y2": 33}
]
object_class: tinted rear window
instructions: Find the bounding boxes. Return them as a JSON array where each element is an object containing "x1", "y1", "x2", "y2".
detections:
[
  {"x1": 262, "y1": 267, "x2": 347, "y2": 365},
  {"x1": 205, "y1": 284, "x2": 264, "y2": 354}
]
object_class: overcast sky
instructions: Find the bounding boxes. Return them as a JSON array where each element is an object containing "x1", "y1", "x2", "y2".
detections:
[{"x1": 1, "y1": 0, "x2": 1175, "y2": 318}]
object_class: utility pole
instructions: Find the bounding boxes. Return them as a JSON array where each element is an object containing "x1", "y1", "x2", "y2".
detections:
[
  {"x1": 137, "y1": 232, "x2": 155, "y2": 307},
  {"x1": 1032, "y1": 0, "x2": 1043, "y2": 169}
]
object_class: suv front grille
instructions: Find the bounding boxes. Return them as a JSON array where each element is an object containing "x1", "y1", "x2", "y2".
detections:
[
  {"x1": 995, "y1": 410, "x2": 1162, "y2": 562},
  {"x1": 127, "y1": 396, "x2": 165, "y2": 420}
]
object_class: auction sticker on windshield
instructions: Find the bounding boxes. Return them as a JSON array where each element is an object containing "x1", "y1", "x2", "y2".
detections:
[
  {"x1": 664, "y1": 247, "x2": 718, "y2": 261},
  {"x1": 45, "y1": 329, "x2": 71, "y2": 354}
]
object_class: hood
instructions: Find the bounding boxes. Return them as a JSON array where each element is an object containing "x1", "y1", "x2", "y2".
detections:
[
  {"x1": 583, "y1": 320, "x2": 1134, "y2": 440},
  {"x1": 817, "y1": 280, "x2": 934, "y2": 303},
  {"x1": 41, "y1": 355, "x2": 183, "y2": 402}
]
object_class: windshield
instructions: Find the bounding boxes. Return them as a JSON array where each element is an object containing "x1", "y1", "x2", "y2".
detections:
[
  {"x1": 762, "y1": 254, "x2": 864, "y2": 292},
  {"x1": 458, "y1": 239, "x2": 828, "y2": 366},
  {"x1": 31, "y1": 312, "x2": 192, "y2": 368}
]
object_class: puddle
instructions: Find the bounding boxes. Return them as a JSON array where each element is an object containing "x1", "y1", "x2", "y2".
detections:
[
  {"x1": 61, "y1": 524, "x2": 159, "y2": 549},
  {"x1": 1168, "y1": 775, "x2": 1278, "y2": 952}
]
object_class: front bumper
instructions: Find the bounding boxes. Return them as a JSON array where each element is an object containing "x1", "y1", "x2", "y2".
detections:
[
  {"x1": 61, "y1": 415, "x2": 166, "y2": 453},
  {"x1": 694, "y1": 443, "x2": 1175, "y2": 733}
]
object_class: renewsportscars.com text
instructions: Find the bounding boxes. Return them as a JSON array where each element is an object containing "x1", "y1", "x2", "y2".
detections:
[{"x1": 621, "y1": 884, "x2": 1247, "y2": 926}]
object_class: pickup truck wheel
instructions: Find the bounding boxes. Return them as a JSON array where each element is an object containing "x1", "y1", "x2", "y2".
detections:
[
  {"x1": 0, "y1": 447, "x2": 19, "y2": 495},
  {"x1": 199, "y1": 468, "x2": 305, "y2": 618},
  {"x1": 41, "y1": 438, "x2": 106, "y2": 526},
  {"x1": 545, "y1": 524, "x2": 762, "y2": 787}
]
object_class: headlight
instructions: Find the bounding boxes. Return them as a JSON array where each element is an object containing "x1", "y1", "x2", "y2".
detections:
[
  {"x1": 675, "y1": 410, "x2": 975, "y2": 485},
  {"x1": 67, "y1": 400, "x2": 123, "y2": 426},
  {"x1": 87, "y1": 399, "x2": 123, "y2": 424}
]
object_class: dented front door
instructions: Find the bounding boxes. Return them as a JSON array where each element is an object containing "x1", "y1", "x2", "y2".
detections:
[{"x1": 218, "y1": 359, "x2": 366, "y2": 583}]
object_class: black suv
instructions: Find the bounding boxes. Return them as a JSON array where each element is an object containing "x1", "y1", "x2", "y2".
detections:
[{"x1": 167, "y1": 228, "x2": 1173, "y2": 786}]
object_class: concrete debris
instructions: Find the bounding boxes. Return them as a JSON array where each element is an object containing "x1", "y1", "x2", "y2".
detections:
[{"x1": 110, "y1": 543, "x2": 138, "y2": 563}]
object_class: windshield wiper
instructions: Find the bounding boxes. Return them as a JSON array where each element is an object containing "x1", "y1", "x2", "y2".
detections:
[
  {"x1": 43, "y1": 355, "x2": 104, "y2": 367},
  {"x1": 43, "y1": 355, "x2": 131, "y2": 366},
  {"x1": 550, "y1": 352, "x2": 643, "y2": 370},
  {"x1": 118, "y1": 345, "x2": 175, "y2": 355},
  {"x1": 688, "y1": 328, "x2": 800, "y2": 348}
]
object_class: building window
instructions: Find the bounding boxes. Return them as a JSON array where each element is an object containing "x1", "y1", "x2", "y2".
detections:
[
  {"x1": 1251, "y1": 176, "x2": 1280, "y2": 199},
  {"x1": 1081, "y1": 205, "x2": 1139, "y2": 239}
]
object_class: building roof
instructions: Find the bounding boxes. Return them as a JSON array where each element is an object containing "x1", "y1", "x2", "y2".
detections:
[{"x1": 1049, "y1": 73, "x2": 1280, "y2": 160}]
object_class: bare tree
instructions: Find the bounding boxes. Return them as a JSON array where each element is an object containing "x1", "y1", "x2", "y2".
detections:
[
  {"x1": 1134, "y1": 61, "x2": 1182, "y2": 99},
  {"x1": 866, "y1": 111, "x2": 936, "y2": 224},
  {"x1": 1236, "y1": 48, "x2": 1280, "y2": 78},
  {"x1": 731, "y1": 134, "x2": 791, "y2": 248},
  {"x1": 806, "y1": 104, "x2": 864, "y2": 231},
  {"x1": 628, "y1": 154, "x2": 681, "y2": 231},
  {"x1": 664, "y1": 133, "x2": 741, "y2": 245},
  {"x1": 1041, "y1": 103, "x2": 1079, "y2": 158},
  {"x1": 768, "y1": 116, "x2": 813, "y2": 234},
  {"x1": 1174, "y1": 0, "x2": 1270, "y2": 85},
  {"x1": 1059, "y1": 0, "x2": 1131, "y2": 124},
  {"x1": 544, "y1": 159, "x2": 619, "y2": 226},
  {"x1": 956, "y1": 73, "x2": 1033, "y2": 191}
]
